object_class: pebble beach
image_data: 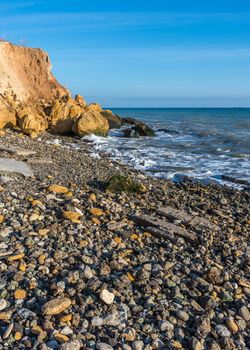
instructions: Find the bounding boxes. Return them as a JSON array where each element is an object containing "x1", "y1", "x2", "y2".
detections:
[{"x1": 0, "y1": 129, "x2": 249, "y2": 350}]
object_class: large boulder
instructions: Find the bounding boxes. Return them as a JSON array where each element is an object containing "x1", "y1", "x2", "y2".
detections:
[
  {"x1": 49, "y1": 96, "x2": 83, "y2": 134},
  {"x1": 101, "y1": 109, "x2": 122, "y2": 129},
  {"x1": 88, "y1": 103, "x2": 103, "y2": 113},
  {"x1": 0, "y1": 95, "x2": 17, "y2": 129},
  {"x1": 72, "y1": 110, "x2": 109, "y2": 137},
  {"x1": 16, "y1": 107, "x2": 48, "y2": 137}
]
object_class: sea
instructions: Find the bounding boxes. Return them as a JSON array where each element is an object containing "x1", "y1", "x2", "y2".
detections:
[{"x1": 83, "y1": 108, "x2": 250, "y2": 189}]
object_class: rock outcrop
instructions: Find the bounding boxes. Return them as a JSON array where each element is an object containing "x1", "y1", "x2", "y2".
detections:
[
  {"x1": 0, "y1": 41, "x2": 154, "y2": 138},
  {"x1": 0, "y1": 41, "x2": 68, "y2": 102}
]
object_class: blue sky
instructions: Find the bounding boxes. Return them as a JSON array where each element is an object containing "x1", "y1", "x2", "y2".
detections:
[{"x1": 1, "y1": 0, "x2": 250, "y2": 107}]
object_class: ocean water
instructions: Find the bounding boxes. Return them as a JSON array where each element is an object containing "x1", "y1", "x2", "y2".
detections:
[{"x1": 83, "y1": 108, "x2": 250, "y2": 188}]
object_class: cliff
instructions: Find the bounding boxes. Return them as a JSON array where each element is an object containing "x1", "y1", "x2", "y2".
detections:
[{"x1": 0, "y1": 41, "x2": 68, "y2": 102}]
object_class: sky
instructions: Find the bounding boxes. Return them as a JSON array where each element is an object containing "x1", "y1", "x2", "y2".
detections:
[{"x1": 1, "y1": 0, "x2": 250, "y2": 107}]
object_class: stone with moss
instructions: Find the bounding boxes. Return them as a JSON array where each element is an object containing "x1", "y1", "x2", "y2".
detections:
[{"x1": 106, "y1": 175, "x2": 146, "y2": 193}]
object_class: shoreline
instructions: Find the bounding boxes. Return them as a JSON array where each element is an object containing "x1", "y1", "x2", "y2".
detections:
[{"x1": 0, "y1": 129, "x2": 250, "y2": 349}]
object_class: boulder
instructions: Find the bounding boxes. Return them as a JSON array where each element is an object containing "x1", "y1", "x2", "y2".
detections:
[
  {"x1": 16, "y1": 107, "x2": 48, "y2": 137},
  {"x1": 73, "y1": 110, "x2": 109, "y2": 137},
  {"x1": 75, "y1": 94, "x2": 86, "y2": 107},
  {"x1": 0, "y1": 107, "x2": 16, "y2": 129},
  {"x1": 49, "y1": 97, "x2": 83, "y2": 134},
  {"x1": 123, "y1": 124, "x2": 155, "y2": 137},
  {"x1": 101, "y1": 109, "x2": 122, "y2": 129},
  {"x1": 88, "y1": 103, "x2": 103, "y2": 113},
  {"x1": 122, "y1": 117, "x2": 155, "y2": 137}
]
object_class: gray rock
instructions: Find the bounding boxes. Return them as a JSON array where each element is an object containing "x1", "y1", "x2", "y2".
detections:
[
  {"x1": 96, "y1": 343, "x2": 114, "y2": 350},
  {"x1": 60, "y1": 340, "x2": 81, "y2": 350},
  {"x1": 239, "y1": 306, "x2": 250, "y2": 321},
  {"x1": 132, "y1": 341, "x2": 144, "y2": 350},
  {"x1": 176, "y1": 310, "x2": 190, "y2": 322},
  {"x1": 0, "y1": 158, "x2": 34, "y2": 177},
  {"x1": 215, "y1": 325, "x2": 231, "y2": 337}
]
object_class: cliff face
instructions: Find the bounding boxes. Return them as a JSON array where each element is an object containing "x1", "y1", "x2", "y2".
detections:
[{"x1": 0, "y1": 41, "x2": 68, "y2": 102}]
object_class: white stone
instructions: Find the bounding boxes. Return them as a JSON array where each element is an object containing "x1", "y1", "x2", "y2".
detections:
[
  {"x1": 100, "y1": 289, "x2": 115, "y2": 305},
  {"x1": 0, "y1": 299, "x2": 7, "y2": 311}
]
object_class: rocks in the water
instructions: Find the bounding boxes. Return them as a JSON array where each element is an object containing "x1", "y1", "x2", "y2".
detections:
[
  {"x1": 106, "y1": 175, "x2": 146, "y2": 193},
  {"x1": 101, "y1": 109, "x2": 122, "y2": 129},
  {"x1": 122, "y1": 117, "x2": 155, "y2": 137}
]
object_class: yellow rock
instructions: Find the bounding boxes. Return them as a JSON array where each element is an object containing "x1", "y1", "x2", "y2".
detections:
[
  {"x1": 65, "y1": 191, "x2": 73, "y2": 197},
  {"x1": 31, "y1": 325, "x2": 43, "y2": 335},
  {"x1": 63, "y1": 211, "x2": 82, "y2": 223},
  {"x1": 14, "y1": 332, "x2": 22, "y2": 341},
  {"x1": 226, "y1": 317, "x2": 239, "y2": 333},
  {"x1": 143, "y1": 232, "x2": 152, "y2": 238},
  {"x1": 72, "y1": 110, "x2": 109, "y2": 137},
  {"x1": 38, "y1": 228, "x2": 50, "y2": 236},
  {"x1": 7, "y1": 253, "x2": 25, "y2": 261},
  {"x1": 14, "y1": 289, "x2": 26, "y2": 300},
  {"x1": 79, "y1": 240, "x2": 88, "y2": 247},
  {"x1": 114, "y1": 237, "x2": 122, "y2": 244},
  {"x1": 60, "y1": 314, "x2": 72, "y2": 323},
  {"x1": 19, "y1": 263, "x2": 26, "y2": 272},
  {"x1": 0, "y1": 130, "x2": 6, "y2": 136},
  {"x1": 55, "y1": 333, "x2": 69, "y2": 344},
  {"x1": 172, "y1": 341, "x2": 183, "y2": 349},
  {"x1": 32, "y1": 199, "x2": 43, "y2": 206},
  {"x1": 38, "y1": 254, "x2": 46, "y2": 265},
  {"x1": 47, "y1": 184, "x2": 69, "y2": 193},
  {"x1": 0, "y1": 215, "x2": 4, "y2": 223},
  {"x1": 127, "y1": 272, "x2": 135, "y2": 282},
  {"x1": 91, "y1": 217, "x2": 101, "y2": 225},
  {"x1": 42, "y1": 298, "x2": 71, "y2": 315},
  {"x1": 0, "y1": 310, "x2": 12, "y2": 321},
  {"x1": 88, "y1": 193, "x2": 97, "y2": 202},
  {"x1": 0, "y1": 186, "x2": 4, "y2": 192},
  {"x1": 29, "y1": 213, "x2": 40, "y2": 221},
  {"x1": 130, "y1": 233, "x2": 139, "y2": 240},
  {"x1": 90, "y1": 208, "x2": 104, "y2": 216}
]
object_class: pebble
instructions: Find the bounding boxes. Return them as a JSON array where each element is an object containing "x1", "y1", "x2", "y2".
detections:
[
  {"x1": 100, "y1": 289, "x2": 115, "y2": 304},
  {"x1": 42, "y1": 298, "x2": 71, "y2": 315},
  {"x1": 215, "y1": 324, "x2": 231, "y2": 337},
  {"x1": 0, "y1": 298, "x2": 7, "y2": 311},
  {"x1": 96, "y1": 343, "x2": 114, "y2": 350},
  {"x1": 239, "y1": 306, "x2": 250, "y2": 321}
]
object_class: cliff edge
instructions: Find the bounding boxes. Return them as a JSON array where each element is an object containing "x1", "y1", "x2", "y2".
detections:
[{"x1": 0, "y1": 41, "x2": 68, "y2": 102}]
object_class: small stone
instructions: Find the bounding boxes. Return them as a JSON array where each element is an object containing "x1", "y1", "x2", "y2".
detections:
[
  {"x1": 63, "y1": 211, "x2": 82, "y2": 223},
  {"x1": 0, "y1": 299, "x2": 7, "y2": 311},
  {"x1": 0, "y1": 215, "x2": 4, "y2": 223},
  {"x1": 96, "y1": 342, "x2": 114, "y2": 350},
  {"x1": 100, "y1": 289, "x2": 115, "y2": 304},
  {"x1": 47, "y1": 184, "x2": 69, "y2": 193},
  {"x1": 226, "y1": 317, "x2": 239, "y2": 333},
  {"x1": 239, "y1": 306, "x2": 250, "y2": 321},
  {"x1": 14, "y1": 332, "x2": 22, "y2": 340},
  {"x1": 176, "y1": 310, "x2": 189, "y2": 322},
  {"x1": 215, "y1": 325, "x2": 231, "y2": 337},
  {"x1": 88, "y1": 193, "x2": 97, "y2": 201},
  {"x1": 31, "y1": 326, "x2": 43, "y2": 335},
  {"x1": 191, "y1": 337, "x2": 203, "y2": 350},
  {"x1": 14, "y1": 289, "x2": 26, "y2": 300},
  {"x1": 60, "y1": 314, "x2": 72, "y2": 323},
  {"x1": 38, "y1": 228, "x2": 50, "y2": 236},
  {"x1": 7, "y1": 253, "x2": 25, "y2": 261},
  {"x1": 132, "y1": 340, "x2": 144, "y2": 350},
  {"x1": 61, "y1": 340, "x2": 81, "y2": 350},
  {"x1": 42, "y1": 298, "x2": 71, "y2": 315},
  {"x1": 55, "y1": 333, "x2": 69, "y2": 343},
  {"x1": 29, "y1": 213, "x2": 40, "y2": 221},
  {"x1": 3, "y1": 322, "x2": 13, "y2": 339},
  {"x1": 90, "y1": 207, "x2": 104, "y2": 216},
  {"x1": 0, "y1": 310, "x2": 12, "y2": 321}
]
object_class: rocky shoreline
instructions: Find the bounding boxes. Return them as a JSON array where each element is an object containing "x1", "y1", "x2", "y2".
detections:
[{"x1": 0, "y1": 129, "x2": 249, "y2": 350}]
